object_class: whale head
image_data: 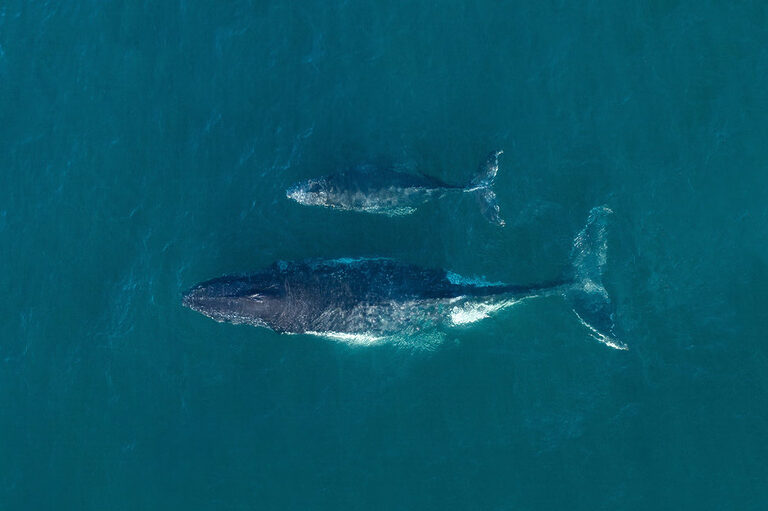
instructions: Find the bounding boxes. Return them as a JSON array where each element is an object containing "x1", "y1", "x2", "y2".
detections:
[
  {"x1": 182, "y1": 275, "x2": 283, "y2": 327},
  {"x1": 286, "y1": 177, "x2": 331, "y2": 207}
]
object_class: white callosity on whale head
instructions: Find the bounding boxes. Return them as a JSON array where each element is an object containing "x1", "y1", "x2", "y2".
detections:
[{"x1": 286, "y1": 180, "x2": 329, "y2": 207}]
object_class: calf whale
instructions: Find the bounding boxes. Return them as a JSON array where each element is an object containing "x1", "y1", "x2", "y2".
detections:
[
  {"x1": 182, "y1": 207, "x2": 625, "y2": 349},
  {"x1": 286, "y1": 151, "x2": 506, "y2": 226}
]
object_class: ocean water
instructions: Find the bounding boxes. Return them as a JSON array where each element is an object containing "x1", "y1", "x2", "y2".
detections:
[{"x1": 1, "y1": 1, "x2": 767, "y2": 509}]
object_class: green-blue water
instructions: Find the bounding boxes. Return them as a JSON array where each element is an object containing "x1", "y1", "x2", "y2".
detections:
[{"x1": 2, "y1": 1, "x2": 767, "y2": 509}]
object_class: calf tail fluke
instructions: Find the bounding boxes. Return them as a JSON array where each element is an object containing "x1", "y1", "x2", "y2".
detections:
[
  {"x1": 566, "y1": 206, "x2": 627, "y2": 350},
  {"x1": 468, "y1": 151, "x2": 505, "y2": 227}
]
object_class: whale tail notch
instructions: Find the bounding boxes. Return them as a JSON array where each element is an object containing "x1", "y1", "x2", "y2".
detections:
[
  {"x1": 566, "y1": 205, "x2": 627, "y2": 350},
  {"x1": 468, "y1": 151, "x2": 505, "y2": 227}
]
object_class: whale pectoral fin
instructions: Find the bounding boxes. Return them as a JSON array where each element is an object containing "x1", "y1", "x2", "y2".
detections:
[{"x1": 475, "y1": 188, "x2": 505, "y2": 227}]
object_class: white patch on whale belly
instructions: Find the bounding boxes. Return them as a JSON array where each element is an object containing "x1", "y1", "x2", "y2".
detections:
[
  {"x1": 303, "y1": 329, "x2": 446, "y2": 351},
  {"x1": 348, "y1": 188, "x2": 422, "y2": 216},
  {"x1": 362, "y1": 205, "x2": 417, "y2": 216},
  {"x1": 304, "y1": 330, "x2": 386, "y2": 346},
  {"x1": 449, "y1": 299, "x2": 518, "y2": 325}
]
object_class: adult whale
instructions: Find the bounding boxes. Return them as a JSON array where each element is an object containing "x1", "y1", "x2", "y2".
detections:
[
  {"x1": 286, "y1": 151, "x2": 506, "y2": 226},
  {"x1": 182, "y1": 207, "x2": 625, "y2": 349}
]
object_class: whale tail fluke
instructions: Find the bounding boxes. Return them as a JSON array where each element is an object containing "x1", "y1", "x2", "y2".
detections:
[
  {"x1": 566, "y1": 206, "x2": 627, "y2": 350},
  {"x1": 468, "y1": 151, "x2": 505, "y2": 227}
]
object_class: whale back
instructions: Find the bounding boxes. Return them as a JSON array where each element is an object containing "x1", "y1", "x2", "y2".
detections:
[{"x1": 328, "y1": 165, "x2": 451, "y2": 193}]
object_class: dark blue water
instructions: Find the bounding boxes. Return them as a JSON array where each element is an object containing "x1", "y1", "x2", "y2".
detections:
[{"x1": 2, "y1": 1, "x2": 767, "y2": 509}]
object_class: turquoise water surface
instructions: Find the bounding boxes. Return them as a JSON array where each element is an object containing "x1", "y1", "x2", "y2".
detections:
[{"x1": 1, "y1": 1, "x2": 767, "y2": 509}]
